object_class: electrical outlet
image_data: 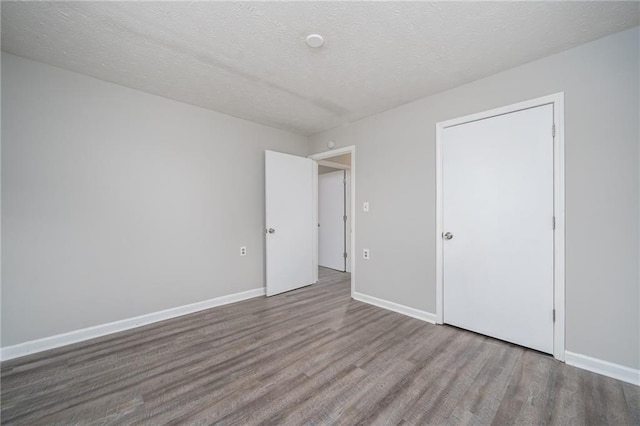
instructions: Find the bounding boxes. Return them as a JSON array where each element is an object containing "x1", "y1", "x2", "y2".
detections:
[
  {"x1": 363, "y1": 248, "x2": 370, "y2": 260},
  {"x1": 363, "y1": 201, "x2": 369, "y2": 212},
  {"x1": 240, "y1": 246, "x2": 247, "y2": 256}
]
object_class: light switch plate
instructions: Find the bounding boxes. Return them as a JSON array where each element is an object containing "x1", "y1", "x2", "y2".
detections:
[{"x1": 363, "y1": 201, "x2": 369, "y2": 212}]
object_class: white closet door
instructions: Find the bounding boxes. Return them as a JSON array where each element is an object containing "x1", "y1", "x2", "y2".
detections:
[
  {"x1": 319, "y1": 170, "x2": 345, "y2": 271},
  {"x1": 442, "y1": 104, "x2": 554, "y2": 354}
]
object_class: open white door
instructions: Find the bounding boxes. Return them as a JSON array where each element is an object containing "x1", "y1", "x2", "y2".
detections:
[
  {"x1": 318, "y1": 170, "x2": 346, "y2": 271},
  {"x1": 265, "y1": 150, "x2": 316, "y2": 296}
]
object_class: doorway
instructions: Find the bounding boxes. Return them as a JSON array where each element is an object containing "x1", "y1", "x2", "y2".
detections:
[
  {"x1": 310, "y1": 146, "x2": 356, "y2": 297},
  {"x1": 264, "y1": 147, "x2": 355, "y2": 298},
  {"x1": 436, "y1": 94, "x2": 565, "y2": 360}
]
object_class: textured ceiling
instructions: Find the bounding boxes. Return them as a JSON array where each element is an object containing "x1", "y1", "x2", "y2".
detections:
[{"x1": 2, "y1": 2, "x2": 639, "y2": 136}]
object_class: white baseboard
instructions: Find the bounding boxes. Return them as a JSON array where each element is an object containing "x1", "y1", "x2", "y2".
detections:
[
  {"x1": 353, "y1": 292, "x2": 436, "y2": 324},
  {"x1": 565, "y1": 351, "x2": 640, "y2": 386},
  {"x1": 1, "y1": 287, "x2": 265, "y2": 361},
  {"x1": 352, "y1": 293, "x2": 639, "y2": 386},
  {"x1": 5, "y1": 288, "x2": 638, "y2": 388}
]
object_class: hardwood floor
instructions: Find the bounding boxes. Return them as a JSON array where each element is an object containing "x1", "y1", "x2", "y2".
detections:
[{"x1": 2, "y1": 267, "x2": 638, "y2": 425}]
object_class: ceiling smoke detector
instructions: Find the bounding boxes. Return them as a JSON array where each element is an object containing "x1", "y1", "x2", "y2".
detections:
[{"x1": 305, "y1": 34, "x2": 324, "y2": 48}]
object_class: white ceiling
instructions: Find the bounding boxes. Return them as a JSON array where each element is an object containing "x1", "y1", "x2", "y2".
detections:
[
  {"x1": 318, "y1": 153, "x2": 351, "y2": 174},
  {"x1": 2, "y1": 2, "x2": 638, "y2": 136}
]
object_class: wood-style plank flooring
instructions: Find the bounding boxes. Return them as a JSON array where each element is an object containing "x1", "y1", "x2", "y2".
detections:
[{"x1": 2, "y1": 268, "x2": 638, "y2": 425}]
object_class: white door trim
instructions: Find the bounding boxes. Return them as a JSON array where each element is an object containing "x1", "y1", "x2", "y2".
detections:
[
  {"x1": 435, "y1": 93, "x2": 565, "y2": 361},
  {"x1": 309, "y1": 146, "x2": 356, "y2": 298}
]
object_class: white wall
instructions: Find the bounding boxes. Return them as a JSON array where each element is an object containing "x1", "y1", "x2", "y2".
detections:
[
  {"x1": 309, "y1": 27, "x2": 640, "y2": 370},
  {"x1": 1, "y1": 53, "x2": 308, "y2": 347}
]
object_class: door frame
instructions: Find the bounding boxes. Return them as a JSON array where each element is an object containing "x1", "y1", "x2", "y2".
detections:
[
  {"x1": 435, "y1": 93, "x2": 565, "y2": 361},
  {"x1": 309, "y1": 146, "x2": 356, "y2": 298}
]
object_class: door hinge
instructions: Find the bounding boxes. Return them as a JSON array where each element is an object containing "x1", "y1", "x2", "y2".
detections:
[
  {"x1": 343, "y1": 252, "x2": 348, "y2": 259},
  {"x1": 343, "y1": 179, "x2": 347, "y2": 184},
  {"x1": 553, "y1": 309, "x2": 556, "y2": 322},
  {"x1": 343, "y1": 215, "x2": 347, "y2": 222},
  {"x1": 552, "y1": 123, "x2": 556, "y2": 138},
  {"x1": 552, "y1": 216, "x2": 556, "y2": 230}
]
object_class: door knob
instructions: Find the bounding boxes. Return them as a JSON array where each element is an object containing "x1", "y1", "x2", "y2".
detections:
[
  {"x1": 443, "y1": 232, "x2": 453, "y2": 240},
  {"x1": 267, "y1": 228, "x2": 275, "y2": 234}
]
